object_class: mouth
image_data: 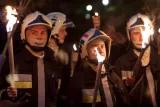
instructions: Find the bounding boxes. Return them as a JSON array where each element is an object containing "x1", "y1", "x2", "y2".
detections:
[{"x1": 34, "y1": 42, "x2": 45, "y2": 46}]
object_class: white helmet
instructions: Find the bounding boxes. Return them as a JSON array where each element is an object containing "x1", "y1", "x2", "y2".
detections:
[
  {"x1": 21, "y1": 11, "x2": 52, "y2": 40},
  {"x1": 80, "y1": 28, "x2": 111, "y2": 59},
  {"x1": 47, "y1": 12, "x2": 75, "y2": 35},
  {"x1": 126, "y1": 13, "x2": 154, "y2": 43}
]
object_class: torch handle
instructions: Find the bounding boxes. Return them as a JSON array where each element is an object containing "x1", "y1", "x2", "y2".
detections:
[
  {"x1": 92, "y1": 63, "x2": 102, "y2": 107},
  {"x1": 7, "y1": 32, "x2": 16, "y2": 74}
]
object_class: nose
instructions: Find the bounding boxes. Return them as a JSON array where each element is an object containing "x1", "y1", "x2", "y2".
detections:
[
  {"x1": 36, "y1": 33, "x2": 45, "y2": 40},
  {"x1": 137, "y1": 33, "x2": 143, "y2": 41},
  {"x1": 97, "y1": 47, "x2": 103, "y2": 53}
]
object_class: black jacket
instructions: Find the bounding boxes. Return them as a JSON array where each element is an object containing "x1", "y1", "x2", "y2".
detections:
[
  {"x1": 68, "y1": 60, "x2": 127, "y2": 107},
  {"x1": 114, "y1": 46, "x2": 159, "y2": 107},
  {"x1": 0, "y1": 47, "x2": 63, "y2": 107}
]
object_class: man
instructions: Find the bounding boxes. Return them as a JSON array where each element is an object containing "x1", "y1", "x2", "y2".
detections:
[
  {"x1": 114, "y1": 13, "x2": 159, "y2": 107},
  {"x1": 0, "y1": 11, "x2": 63, "y2": 107},
  {"x1": 47, "y1": 12, "x2": 75, "y2": 107},
  {"x1": 47, "y1": 12, "x2": 75, "y2": 65},
  {"x1": 68, "y1": 28, "x2": 127, "y2": 107}
]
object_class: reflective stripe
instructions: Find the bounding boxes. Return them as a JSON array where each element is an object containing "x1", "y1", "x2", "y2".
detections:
[
  {"x1": 146, "y1": 66, "x2": 157, "y2": 107},
  {"x1": 14, "y1": 81, "x2": 32, "y2": 88},
  {"x1": 7, "y1": 74, "x2": 32, "y2": 82},
  {"x1": 82, "y1": 89, "x2": 101, "y2": 103},
  {"x1": 7, "y1": 74, "x2": 32, "y2": 89},
  {"x1": 101, "y1": 75, "x2": 113, "y2": 107},
  {"x1": 37, "y1": 58, "x2": 45, "y2": 107}
]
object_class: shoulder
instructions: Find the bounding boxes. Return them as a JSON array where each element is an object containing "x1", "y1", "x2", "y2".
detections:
[{"x1": 114, "y1": 49, "x2": 136, "y2": 66}]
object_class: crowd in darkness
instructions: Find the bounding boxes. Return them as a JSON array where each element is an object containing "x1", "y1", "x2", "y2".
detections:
[{"x1": 0, "y1": 0, "x2": 160, "y2": 107}]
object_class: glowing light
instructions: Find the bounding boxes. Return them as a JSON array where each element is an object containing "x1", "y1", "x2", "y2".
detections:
[
  {"x1": 158, "y1": 28, "x2": 160, "y2": 33},
  {"x1": 5, "y1": 5, "x2": 18, "y2": 32},
  {"x1": 85, "y1": 13, "x2": 91, "y2": 19},
  {"x1": 86, "y1": 5, "x2": 92, "y2": 11},
  {"x1": 94, "y1": 12, "x2": 99, "y2": 16},
  {"x1": 73, "y1": 43, "x2": 77, "y2": 51},
  {"x1": 102, "y1": 0, "x2": 109, "y2": 6},
  {"x1": 95, "y1": 48, "x2": 105, "y2": 63},
  {"x1": 141, "y1": 23, "x2": 154, "y2": 48}
]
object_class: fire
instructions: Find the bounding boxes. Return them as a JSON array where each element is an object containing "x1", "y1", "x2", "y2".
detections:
[
  {"x1": 94, "y1": 12, "x2": 99, "y2": 16},
  {"x1": 95, "y1": 48, "x2": 105, "y2": 63},
  {"x1": 5, "y1": 5, "x2": 18, "y2": 32},
  {"x1": 73, "y1": 43, "x2": 77, "y2": 51}
]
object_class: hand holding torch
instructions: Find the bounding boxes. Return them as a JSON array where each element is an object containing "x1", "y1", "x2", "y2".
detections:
[
  {"x1": 92, "y1": 48, "x2": 105, "y2": 107},
  {"x1": 92, "y1": 12, "x2": 100, "y2": 29}
]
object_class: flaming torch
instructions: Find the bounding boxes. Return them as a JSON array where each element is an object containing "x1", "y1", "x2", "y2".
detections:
[
  {"x1": 92, "y1": 48, "x2": 105, "y2": 107},
  {"x1": 5, "y1": 5, "x2": 18, "y2": 90},
  {"x1": 92, "y1": 12, "x2": 100, "y2": 29}
]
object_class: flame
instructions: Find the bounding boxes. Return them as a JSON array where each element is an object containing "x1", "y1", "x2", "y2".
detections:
[
  {"x1": 95, "y1": 48, "x2": 105, "y2": 63},
  {"x1": 141, "y1": 23, "x2": 154, "y2": 48},
  {"x1": 73, "y1": 43, "x2": 77, "y2": 51},
  {"x1": 94, "y1": 12, "x2": 99, "y2": 16},
  {"x1": 5, "y1": 5, "x2": 18, "y2": 32}
]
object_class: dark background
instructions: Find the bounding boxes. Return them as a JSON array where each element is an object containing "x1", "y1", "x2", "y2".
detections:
[{"x1": 0, "y1": 0, "x2": 160, "y2": 46}]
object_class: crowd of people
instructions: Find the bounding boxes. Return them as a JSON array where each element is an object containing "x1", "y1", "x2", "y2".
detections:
[{"x1": 0, "y1": 4, "x2": 160, "y2": 107}]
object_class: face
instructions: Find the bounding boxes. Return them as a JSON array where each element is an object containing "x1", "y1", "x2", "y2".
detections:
[
  {"x1": 87, "y1": 38, "x2": 106, "y2": 60},
  {"x1": 57, "y1": 25, "x2": 67, "y2": 44},
  {"x1": 25, "y1": 25, "x2": 48, "y2": 48},
  {"x1": 130, "y1": 27, "x2": 143, "y2": 49}
]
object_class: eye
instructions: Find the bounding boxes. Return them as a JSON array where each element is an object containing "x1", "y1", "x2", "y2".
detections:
[
  {"x1": 30, "y1": 30, "x2": 37, "y2": 35},
  {"x1": 41, "y1": 31, "x2": 47, "y2": 35},
  {"x1": 100, "y1": 44, "x2": 104, "y2": 48}
]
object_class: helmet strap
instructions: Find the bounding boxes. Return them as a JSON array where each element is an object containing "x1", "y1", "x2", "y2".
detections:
[{"x1": 25, "y1": 42, "x2": 47, "y2": 52}]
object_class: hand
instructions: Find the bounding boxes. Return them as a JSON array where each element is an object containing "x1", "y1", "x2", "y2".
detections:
[
  {"x1": 48, "y1": 37, "x2": 59, "y2": 52},
  {"x1": 7, "y1": 86, "x2": 17, "y2": 98}
]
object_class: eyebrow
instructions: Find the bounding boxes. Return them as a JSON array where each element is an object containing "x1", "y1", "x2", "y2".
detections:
[{"x1": 27, "y1": 28, "x2": 47, "y2": 32}]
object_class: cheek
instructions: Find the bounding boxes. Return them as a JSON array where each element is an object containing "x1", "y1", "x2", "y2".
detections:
[
  {"x1": 26, "y1": 33, "x2": 33, "y2": 42},
  {"x1": 43, "y1": 34, "x2": 48, "y2": 41},
  {"x1": 130, "y1": 35, "x2": 136, "y2": 40},
  {"x1": 87, "y1": 49, "x2": 97, "y2": 58}
]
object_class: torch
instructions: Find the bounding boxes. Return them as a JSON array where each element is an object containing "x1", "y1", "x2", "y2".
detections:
[
  {"x1": 70, "y1": 43, "x2": 81, "y2": 77},
  {"x1": 1, "y1": 5, "x2": 19, "y2": 89},
  {"x1": 92, "y1": 12, "x2": 100, "y2": 29},
  {"x1": 92, "y1": 48, "x2": 105, "y2": 107},
  {"x1": 0, "y1": 0, "x2": 31, "y2": 74},
  {"x1": 6, "y1": 5, "x2": 18, "y2": 74}
]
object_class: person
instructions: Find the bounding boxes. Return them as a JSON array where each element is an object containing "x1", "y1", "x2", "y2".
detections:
[
  {"x1": 47, "y1": 12, "x2": 75, "y2": 65},
  {"x1": 0, "y1": 11, "x2": 63, "y2": 107},
  {"x1": 114, "y1": 13, "x2": 159, "y2": 107},
  {"x1": 68, "y1": 28, "x2": 127, "y2": 107},
  {"x1": 47, "y1": 12, "x2": 75, "y2": 107}
]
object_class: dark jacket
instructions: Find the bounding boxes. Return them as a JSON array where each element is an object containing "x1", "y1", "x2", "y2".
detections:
[
  {"x1": 68, "y1": 60, "x2": 127, "y2": 107},
  {"x1": 114, "y1": 45, "x2": 159, "y2": 107},
  {"x1": 1, "y1": 47, "x2": 63, "y2": 107}
]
